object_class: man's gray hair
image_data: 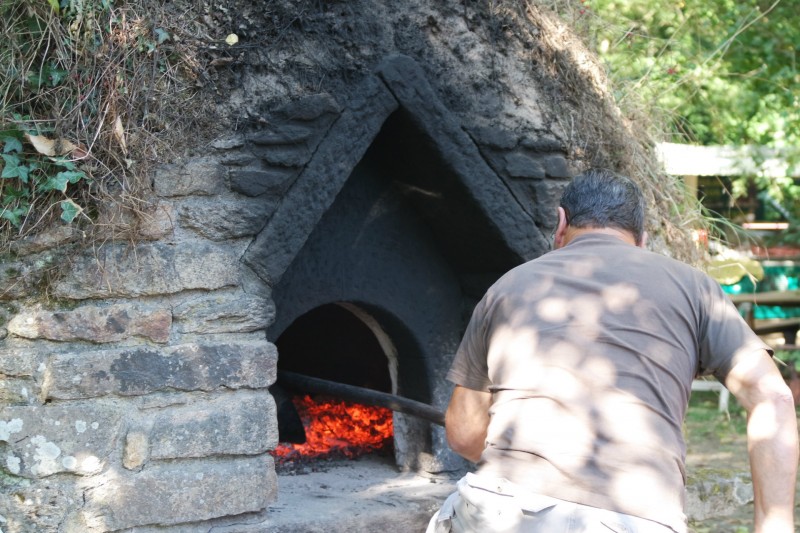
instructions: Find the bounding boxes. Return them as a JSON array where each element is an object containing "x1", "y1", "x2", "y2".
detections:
[{"x1": 559, "y1": 168, "x2": 646, "y2": 245}]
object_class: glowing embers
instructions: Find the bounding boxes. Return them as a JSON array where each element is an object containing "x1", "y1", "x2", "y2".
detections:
[{"x1": 272, "y1": 394, "x2": 393, "y2": 463}]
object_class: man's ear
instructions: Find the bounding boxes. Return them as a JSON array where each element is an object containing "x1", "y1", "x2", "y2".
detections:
[
  {"x1": 637, "y1": 230, "x2": 648, "y2": 249},
  {"x1": 553, "y1": 206, "x2": 569, "y2": 249}
]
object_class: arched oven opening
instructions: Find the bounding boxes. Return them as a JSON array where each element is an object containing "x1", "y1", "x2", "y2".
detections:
[
  {"x1": 276, "y1": 303, "x2": 394, "y2": 393},
  {"x1": 271, "y1": 302, "x2": 439, "y2": 469}
]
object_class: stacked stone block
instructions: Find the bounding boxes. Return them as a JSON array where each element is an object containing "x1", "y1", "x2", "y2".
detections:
[{"x1": 0, "y1": 113, "x2": 328, "y2": 530}]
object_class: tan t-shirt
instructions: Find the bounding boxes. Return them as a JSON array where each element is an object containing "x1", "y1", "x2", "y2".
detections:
[{"x1": 447, "y1": 233, "x2": 771, "y2": 532}]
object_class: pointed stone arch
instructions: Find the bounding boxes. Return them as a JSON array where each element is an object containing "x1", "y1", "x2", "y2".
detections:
[{"x1": 242, "y1": 55, "x2": 546, "y2": 288}]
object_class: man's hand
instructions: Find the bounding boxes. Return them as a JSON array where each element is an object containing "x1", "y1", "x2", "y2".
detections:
[
  {"x1": 725, "y1": 349, "x2": 799, "y2": 533},
  {"x1": 445, "y1": 385, "x2": 492, "y2": 462}
]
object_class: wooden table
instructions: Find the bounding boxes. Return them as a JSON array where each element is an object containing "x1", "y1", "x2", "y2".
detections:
[
  {"x1": 694, "y1": 290, "x2": 800, "y2": 411},
  {"x1": 729, "y1": 289, "x2": 800, "y2": 308},
  {"x1": 728, "y1": 289, "x2": 800, "y2": 346}
]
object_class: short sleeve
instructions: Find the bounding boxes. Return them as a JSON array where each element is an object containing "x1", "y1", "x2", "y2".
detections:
[
  {"x1": 446, "y1": 295, "x2": 492, "y2": 392},
  {"x1": 698, "y1": 278, "x2": 773, "y2": 381}
]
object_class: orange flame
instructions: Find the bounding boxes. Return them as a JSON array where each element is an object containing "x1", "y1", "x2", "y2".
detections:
[{"x1": 272, "y1": 395, "x2": 393, "y2": 461}]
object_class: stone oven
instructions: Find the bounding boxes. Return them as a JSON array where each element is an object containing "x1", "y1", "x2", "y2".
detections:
[
  {"x1": 0, "y1": 54, "x2": 571, "y2": 531},
  {"x1": 0, "y1": 54, "x2": 570, "y2": 531},
  {"x1": 0, "y1": 1, "x2": 627, "y2": 528},
  {"x1": 244, "y1": 56, "x2": 558, "y2": 471}
]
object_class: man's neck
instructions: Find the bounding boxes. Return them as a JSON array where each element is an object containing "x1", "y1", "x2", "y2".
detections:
[{"x1": 562, "y1": 226, "x2": 638, "y2": 247}]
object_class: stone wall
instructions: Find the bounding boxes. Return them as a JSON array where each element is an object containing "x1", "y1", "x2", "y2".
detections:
[{"x1": 0, "y1": 162, "x2": 280, "y2": 530}]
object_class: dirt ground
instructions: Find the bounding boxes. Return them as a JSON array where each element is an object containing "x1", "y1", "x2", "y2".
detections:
[
  {"x1": 684, "y1": 393, "x2": 800, "y2": 533},
  {"x1": 268, "y1": 453, "x2": 456, "y2": 532},
  {"x1": 685, "y1": 414, "x2": 753, "y2": 532}
]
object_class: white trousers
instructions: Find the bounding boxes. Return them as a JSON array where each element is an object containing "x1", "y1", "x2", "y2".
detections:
[{"x1": 426, "y1": 473, "x2": 682, "y2": 533}]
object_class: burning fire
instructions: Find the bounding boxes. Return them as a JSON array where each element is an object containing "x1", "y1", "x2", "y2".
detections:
[{"x1": 272, "y1": 395, "x2": 393, "y2": 461}]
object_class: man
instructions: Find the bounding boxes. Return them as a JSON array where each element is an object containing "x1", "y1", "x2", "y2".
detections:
[{"x1": 428, "y1": 169, "x2": 797, "y2": 533}]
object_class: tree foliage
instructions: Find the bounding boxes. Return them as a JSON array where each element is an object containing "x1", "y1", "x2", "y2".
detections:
[
  {"x1": 575, "y1": 0, "x2": 799, "y2": 238},
  {"x1": 586, "y1": 0, "x2": 798, "y2": 149}
]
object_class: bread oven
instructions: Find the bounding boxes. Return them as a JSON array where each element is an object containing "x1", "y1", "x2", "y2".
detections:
[
  {"x1": 242, "y1": 57, "x2": 555, "y2": 473},
  {"x1": 262, "y1": 112, "x2": 532, "y2": 472}
]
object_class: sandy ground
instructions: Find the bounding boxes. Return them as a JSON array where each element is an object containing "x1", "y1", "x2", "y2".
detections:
[
  {"x1": 263, "y1": 451, "x2": 753, "y2": 533},
  {"x1": 684, "y1": 416, "x2": 800, "y2": 533},
  {"x1": 265, "y1": 455, "x2": 457, "y2": 532}
]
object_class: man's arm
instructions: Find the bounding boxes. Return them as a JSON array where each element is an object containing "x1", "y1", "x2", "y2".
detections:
[
  {"x1": 724, "y1": 349, "x2": 799, "y2": 533},
  {"x1": 445, "y1": 385, "x2": 492, "y2": 462}
]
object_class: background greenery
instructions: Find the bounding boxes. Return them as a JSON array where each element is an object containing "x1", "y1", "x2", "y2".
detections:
[
  {"x1": 569, "y1": 0, "x2": 799, "y2": 241},
  {"x1": 588, "y1": 0, "x2": 797, "y2": 148}
]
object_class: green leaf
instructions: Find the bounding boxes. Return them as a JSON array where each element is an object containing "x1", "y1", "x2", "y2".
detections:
[
  {"x1": 16, "y1": 164, "x2": 30, "y2": 184},
  {"x1": 2, "y1": 137, "x2": 23, "y2": 154},
  {"x1": 42, "y1": 173, "x2": 70, "y2": 193},
  {"x1": 155, "y1": 28, "x2": 170, "y2": 44},
  {"x1": 47, "y1": 67, "x2": 69, "y2": 87},
  {"x1": 26, "y1": 71, "x2": 44, "y2": 90},
  {"x1": 1, "y1": 154, "x2": 22, "y2": 179},
  {"x1": 1, "y1": 185, "x2": 27, "y2": 203},
  {"x1": 58, "y1": 170, "x2": 86, "y2": 184},
  {"x1": 0, "y1": 207, "x2": 27, "y2": 227},
  {"x1": 46, "y1": 0, "x2": 59, "y2": 14},
  {"x1": 52, "y1": 158, "x2": 77, "y2": 171},
  {"x1": 26, "y1": 64, "x2": 69, "y2": 89},
  {"x1": 42, "y1": 169, "x2": 86, "y2": 191},
  {"x1": 60, "y1": 199, "x2": 82, "y2": 223}
]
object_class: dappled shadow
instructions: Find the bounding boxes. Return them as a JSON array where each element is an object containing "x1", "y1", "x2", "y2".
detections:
[{"x1": 459, "y1": 234, "x2": 762, "y2": 529}]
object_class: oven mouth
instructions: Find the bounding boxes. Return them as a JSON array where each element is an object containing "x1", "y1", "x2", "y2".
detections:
[
  {"x1": 270, "y1": 390, "x2": 395, "y2": 469},
  {"x1": 270, "y1": 303, "x2": 444, "y2": 470}
]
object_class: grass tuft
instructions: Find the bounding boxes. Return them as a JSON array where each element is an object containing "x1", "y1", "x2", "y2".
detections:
[{"x1": 0, "y1": 0, "x2": 208, "y2": 249}]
